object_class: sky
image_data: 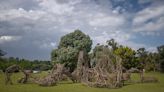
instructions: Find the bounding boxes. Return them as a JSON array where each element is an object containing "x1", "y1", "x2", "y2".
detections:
[{"x1": 0, "y1": 0, "x2": 164, "y2": 60}]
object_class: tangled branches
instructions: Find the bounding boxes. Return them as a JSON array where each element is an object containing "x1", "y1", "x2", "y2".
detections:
[{"x1": 72, "y1": 50, "x2": 123, "y2": 88}]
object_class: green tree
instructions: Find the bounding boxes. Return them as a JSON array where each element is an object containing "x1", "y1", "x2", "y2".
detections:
[
  {"x1": 137, "y1": 48, "x2": 148, "y2": 70},
  {"x1": 59, "y1": 29, "x2": 92, "y2": 52},
  {"x1": 91, "y1": 44, "x2": 116, "y2": 70},
  {"x1": 107, "y1": 39, "x2": 118, "y2": 51},
  {"x1": 146, "y1": 52, "x2": 160, "y2": 71},
  {"x1": 157, "y1": 45, "x2": 164, "y2": 72},
  {"x1": 51, "y1": 30, "x2": 92, "y2": 72},
  {"x1": 114, "y1": 46, "x2": 137, "y2": 69},
  {"x1": 0, "y1": 49, "x2": 7, "y2": 71},
  {"x1": 51, "y1": 47, "x2": 78, "y2": 71}
]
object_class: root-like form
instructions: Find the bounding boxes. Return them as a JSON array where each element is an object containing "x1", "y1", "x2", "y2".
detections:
[
  {"x1": 139, "y1": 70, "x2": 158, "y2": 83},
  {"x1": 72, "y1": 50, "x2": 123, "y2": 88},
  {"x1": 5, "y1": 65, "x2": 20, "y2": 85},
  {"x1": 18, "y1": 70, "x2": 32, "y2": 84},
  {"x1": 35, "y1": 63, "x2": 70, "y2": 86}
]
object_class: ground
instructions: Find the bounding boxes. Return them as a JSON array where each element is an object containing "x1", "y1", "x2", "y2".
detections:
[{"x1": 0, "y1": 71, "x2": 164, "y2": 92}]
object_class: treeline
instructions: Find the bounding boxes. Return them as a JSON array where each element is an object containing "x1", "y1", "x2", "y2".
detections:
[
  {"x1": 51, "y1": 30, "x2": 164, "y2": 72},
  {"x1": 1, "y1": 30, "x2": 164, "y2": 73},
  {"x1": 94, "y1": 40, "x2": 164, "y2": 72},
  {"x1": 0, "y1": 56, "x2": 52, "y2": 72}
]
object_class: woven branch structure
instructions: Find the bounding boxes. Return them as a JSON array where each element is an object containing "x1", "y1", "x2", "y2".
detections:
[
  {"x1": 4, "y1": 49, "x2": 129, "y2": 88},
  {"x1": 72, "y1": 50, "x2": 123, "y2": 88},
  {"x1": 34, "y1": 50, "x2": 124, "y2": 88}
]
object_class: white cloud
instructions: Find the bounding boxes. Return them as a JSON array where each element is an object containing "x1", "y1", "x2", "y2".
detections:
[
  {"x1": 38, "y1": 0, "x2": 75, "y2": 15},
  {"x1": 133, "y1": 5, "x2": 164, "y2": 25},
  {"x1": 91, "y1": 30, "x2": 149, "y2": 51},
  {"x1": 89, "y1": 13, "x2": 125, "y2": 27},
  {"x1": 147, "y1": 46, "x2": 157, "y2": 53},
  {"x1": 132, "y1": 4, "x2": 164, "y2": 33},
  {"x1": 0, "y1": 8, "x2": 46, "y2": 21},
  {"x1": 39, "y1": 42, "x2": 56, "y2": 49},
  {"x1": 0, "y1": 0, "x2": 163, "y2": 59},
  {"x1": 133, "y1": 16, "x2": 164, "y2": 32},
  {"x1": 122, "y1": 41, "x2": 146, "y2": 50},
  {"x1": 91, "y1": 31, "x2": 131, "y2": 46},
  {"x1": 0, "y1": 35, "x2": 21, "y2": 44}
]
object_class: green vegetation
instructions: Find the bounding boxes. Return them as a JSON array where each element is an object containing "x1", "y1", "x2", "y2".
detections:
[
  {"x1": 158, "y1": 45, "x2": 164, "y2": 72},
  {"x1": 0, "y1": 57, "x2": 52, "y2": 71},
  {"x1": 114, "y1": 46, "x2": 137, "y2": 69},
  {"x1": 51, "y1": 29, "x2": 92, "y2": 71},
  {"x1": 0, "y1": 72, "x2": 164, "y2": 92},
  {"x1": 0, "y1": 30, "x2": 164, "y2": 91},
  {"x1": 1, "y1": 30, "x2": 164, "y2": 72}
]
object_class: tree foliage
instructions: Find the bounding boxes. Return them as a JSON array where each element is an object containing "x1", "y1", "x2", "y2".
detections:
[
  {"x1": 136, "y1": 48, "x2": 148, "y2": 69},
  {"x1": 91, "y1": 44, "x2": 116, "y2": 68},
  {"x1": 107, "y1": 39, "x2": 118, "y2": 51},
  {"x1": 59, "y1": 29, "x2": 92, "y2": 52},
  {"x1": 51, "y1": 47, "x2": 78, "y2": 71},
  {"x1": 114, "y1": 46, "x2": 137, "y2": 69},
  {"x1": 0, "y1": 56, "x2": 52, "y2": 71},
  {"x1": 51, "y1": 30, "x2": 92, "y2": 71},
  {"x1": 158, "y1": 45, "x2": 164, "y2": 72}
]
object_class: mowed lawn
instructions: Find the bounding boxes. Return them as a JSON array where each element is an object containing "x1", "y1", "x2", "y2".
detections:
[{"x1": 0, "y1": 71, "x2": 164, "y2": 92}]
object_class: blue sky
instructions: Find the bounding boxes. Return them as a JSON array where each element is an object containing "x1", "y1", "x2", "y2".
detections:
[{"x1": 0, "y1": 0, "x2": 164, "y2": 60}]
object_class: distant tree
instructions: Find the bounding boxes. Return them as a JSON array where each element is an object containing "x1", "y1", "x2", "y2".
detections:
[
  {"x1": 157, "y1": 45, "x2": 164, "y2": 72},
  {"x1": 137, "y1": 48, "x2": 148, "y2": 70},
  {"x1": 114, "y1": 46, "x2": 137, "y2": 69},
  {"x1": 0, "y1": 49, "x2": 52, "y2": 71},
  {"x1": 0, "y1": 49, "x2": 7, "y2": 71},
  {"x1": 146, "y1": 52, "x2": 160, "y2": 71},
  {"x1": 107, "y1": 39, "x2": 118, "y2": 51}
]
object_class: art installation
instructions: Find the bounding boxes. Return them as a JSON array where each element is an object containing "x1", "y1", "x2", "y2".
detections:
[{"x1": 4, "y1": 50, "x2": 158, "y2": 88}]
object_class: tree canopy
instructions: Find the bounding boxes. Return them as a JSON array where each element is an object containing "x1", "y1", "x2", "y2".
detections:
[
  {"x1": 59, "y1": 29, "x2": 92, "y2": 52},
  {"x1": 51, "y1": 30, "x2": 92, "y2": 72},
  {"x1": 158, "y1": 45, "x2": 164, "y2": 72},
  {"x1": 114, "y1": 46, "x2": 137, "y2": 69}
]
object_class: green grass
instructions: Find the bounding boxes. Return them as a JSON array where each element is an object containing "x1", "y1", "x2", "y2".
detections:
[{"x1": 0, "y1": 71, "x2": 164, "y2": 92}]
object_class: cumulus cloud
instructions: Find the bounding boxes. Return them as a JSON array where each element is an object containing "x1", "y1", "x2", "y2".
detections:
[
  {"x1": 38, "y1": 0, "x2": 75, "y2": 15},
  {"x1": 0, "y1": 0, "x2": 39, "y2": 10},
  {"x1": 0, "y1": 35, "x2": 21, "y2": 44},
  {"x1": 0, "y1": 0, "x2": 163, "y2": 60},
  {"x1": 91, "y1": 31, "x2": 129, "y2": 46},
  {"x1": 89, "y1": 13, "x2": 125, "y2": 27},
  {"x1": 133, "y1": 5, "x2": 164, "y2": 25},
  {"x1": 0, "y1": 8, "x2": 46, "y2": 21},
  {"x1": 133, "y1": 2, "x2": 164, "y2": 33}
]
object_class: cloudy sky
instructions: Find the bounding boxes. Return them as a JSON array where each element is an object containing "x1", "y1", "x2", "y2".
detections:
[{"x1": 0, "y1": 0, "x2": 164, "y2": 60}]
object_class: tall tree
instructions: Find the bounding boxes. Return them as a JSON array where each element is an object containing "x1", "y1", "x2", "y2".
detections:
[
  {"x1": 146, "y1": 52, "x2": 160, "y2": 71},
  {"x1": 59, "y1": 29, "x2": 92, "y2": 52},
  {"x1": 137, "y1": 48, "x2": 148, "y2": 70},
  {"x1": 157, "y1": 45, "x2": 164, "y2": 72},
  {"x1": 107, "y1": 39, "x2": 118, "y2": 51},
  {"x1": 51, "y1": 30, "x2": 92, "y2": 72}
]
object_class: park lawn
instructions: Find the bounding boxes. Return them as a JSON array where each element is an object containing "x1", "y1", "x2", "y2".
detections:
[{"x1": 0, "y1": 71, "x2": 164, "y2": 92}]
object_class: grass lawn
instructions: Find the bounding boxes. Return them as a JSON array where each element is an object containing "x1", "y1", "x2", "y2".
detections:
[{"x1": 0, "y1": 71, "x2": 164, "y2": 92}]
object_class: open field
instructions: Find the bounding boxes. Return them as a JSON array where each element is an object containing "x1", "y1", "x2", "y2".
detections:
[{"x1": 0, "y1": 72, "x2": 164, "y2": 92}]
